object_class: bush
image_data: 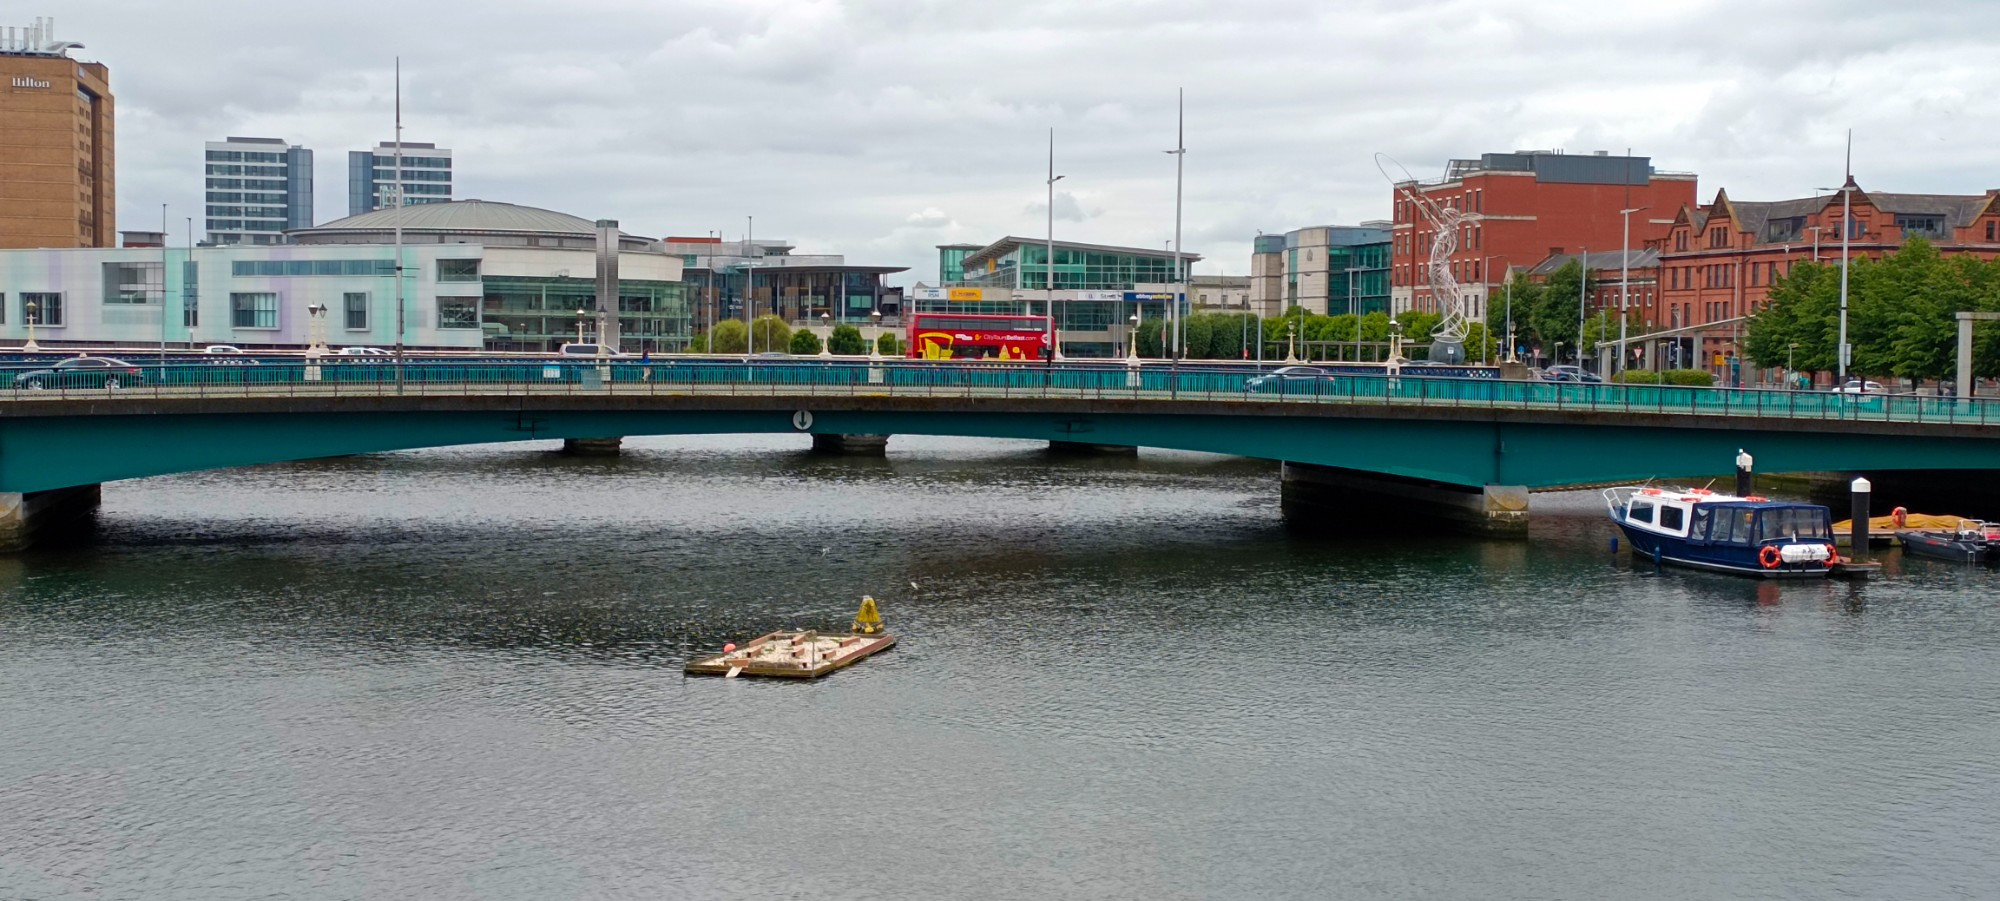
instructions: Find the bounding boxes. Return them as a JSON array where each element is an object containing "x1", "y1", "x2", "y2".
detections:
[
  {"x1": 789, "y1": 330, "x2": 823, "y2": 355},
  {"x1": 748, "y1": 315, "x2": 791, "y2": 354},
  {"x1": 1612, "y1": 370, "x2": 1660, "y2": 384},
  {"x1": 685, "y1": 333, "x2": 709, "y2": 354},
  {"x1": 708, "y1": 319, "x2": 748, "y2": 354},
  {"x1": 827, "y1": 324, "x2": 867, "y2": 355},
  {"x1": 1662, "y1": 369, "x2": 1715, "y2": 387},
  {"x1": 876, "y1": 333, "x2": 902, "y2": 356}
]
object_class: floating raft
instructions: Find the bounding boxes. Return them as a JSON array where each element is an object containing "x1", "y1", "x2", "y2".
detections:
[
  {"x1": 1833, "y1": 512, "x2": 1971, "y2": 546},
  {"x1": 685, "y1": 629, "x2": 896, "y2": 679}
]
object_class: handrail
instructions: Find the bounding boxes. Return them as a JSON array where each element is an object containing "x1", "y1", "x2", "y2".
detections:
[{"x1": 0, "y1": 359, "x2": 1993, "y2": 427}]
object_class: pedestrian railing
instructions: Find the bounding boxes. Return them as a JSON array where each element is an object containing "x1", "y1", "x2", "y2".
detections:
[{"x1": 0, "y1": 358, "x2": 1994, "y2": 427}]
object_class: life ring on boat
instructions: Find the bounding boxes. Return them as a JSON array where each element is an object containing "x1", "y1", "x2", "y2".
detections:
[
  {"x1": 1640, "y1": 488, "x2": 1662, "y2": 496},
  {"x1": 1689, "y1": 488, "x2": 1713, "y2": 496},
  {"x1": 1745, "y1": 496, "x2": 1769, "y2": 502},
  {"x1": 1823, "y1": 543, "x2": 1840, "y2": 567},
  {"x1": 1892, "y1": 506, "x2": 1908, "y2": 527},
  {"x1": 1759, "y1": 545, "x2": 1782, "y2": 569}
]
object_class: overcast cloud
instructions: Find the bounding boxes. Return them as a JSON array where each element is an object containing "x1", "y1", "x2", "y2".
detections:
[{"x1": 57, "y1": 0, "x2": 2000, "y2": 284}]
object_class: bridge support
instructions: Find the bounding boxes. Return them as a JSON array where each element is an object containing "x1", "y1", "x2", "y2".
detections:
[
  {"x1": 561, "y1": 437, "x2": 623, "y2": 456},
  {"x1": 1047, "y1": 441, "x2": 1138, "y2": 456},
  {"x1": 1280, "y1": 463, "x2": 1528, "y2": 537},
  {"x1": 0, "y1": 483, "x2": 102, "y2": 552},
  {"x1": 811, "y1": 434, "x2": 888, "y2": 456}
]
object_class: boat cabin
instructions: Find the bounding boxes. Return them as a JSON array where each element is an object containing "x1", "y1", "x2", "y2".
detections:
[{"x1": 1622, "y1": 490, "x2": 1832, "y2": 547}]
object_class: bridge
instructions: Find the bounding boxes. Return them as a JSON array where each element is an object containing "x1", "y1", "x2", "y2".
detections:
[{"x1": 2, "y1": 359, "x2": 1998, "y2": 548}]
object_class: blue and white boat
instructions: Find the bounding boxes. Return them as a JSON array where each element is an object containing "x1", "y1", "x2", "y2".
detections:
[{"x1": 1604, "y1": 486, "x2": 1838, "y2": 578}]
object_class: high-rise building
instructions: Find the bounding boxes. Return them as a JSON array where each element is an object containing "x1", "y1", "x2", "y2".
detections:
[
  {"x1": 204, "y1": 136, "x2": 313, "y2": 245},
  {"x1": 1248, "y1": 224, "x2": 1392, "y2": 317},
  {"x1": 1389, "y1": 150, "x2": 1696, "y2": 325},
  {"x1": 0, "y1": 17, "x2": 114, "y2": 248},
  {"x1": 347, "y1": 142, "x2": 452, "y2": 216}
]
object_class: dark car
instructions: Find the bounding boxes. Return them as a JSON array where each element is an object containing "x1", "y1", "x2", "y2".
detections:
[
  {"x1": 13, "y1": 357, "x2": 145, "y2": 390},
  {"x1": 1244, "y1": 365, "x2": 1330, "y2": 392},
  {"x1": 1541, "y1": 365, "x2": 1603, "y2": 384}
]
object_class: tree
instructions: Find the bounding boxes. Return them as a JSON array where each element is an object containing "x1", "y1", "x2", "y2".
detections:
[
  {"x1": 685, "y1": 332, "x2": 709, "y2": 354},
  {"x1": 748, "y1": 314, "x2": 791, "y2": 354},
  {"x1": 1529, "y1": 260, "x2": 1595, "y2": 360},
  {"x1": 827, "y1": 323, "x2": 867, "y2": 355},
  {"x1": 1183, "y1": 313, "x2": 1215, "y2": 359},
  {"x1": 1137, "y1": 316, "x2": 1167, "y2": 357},
  {"x1": 788, "y1": 329, "x2": 822, "y2": 355},
  {"x1": 876, "y1": 332, "x2": 903, "y2": 356},
  {"x1": 708, "y1": 318, "x2": 749, "y2": 354},
  {"x1": 1745, "y1": 239, "x2": 2000, "y2": 383}
]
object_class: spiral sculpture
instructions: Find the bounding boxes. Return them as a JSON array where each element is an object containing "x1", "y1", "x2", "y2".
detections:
[{"x1": 1376, "y1": 154, "x2": 1477, "y2": 364}]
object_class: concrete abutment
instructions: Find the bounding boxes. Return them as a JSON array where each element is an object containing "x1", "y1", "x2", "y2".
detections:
[
  {"x1": 811, "y1": 434, "x2": 889, "y2": 456},
  {"x1": 560, "y1": 437, "x2": 623, "y2": 456},
  {"x1": 1280, "y1": 463, "x2": 1528, "y2": 537},
  {"x1": 0, "y1": 483, "x2": 103, "y2": 552}
]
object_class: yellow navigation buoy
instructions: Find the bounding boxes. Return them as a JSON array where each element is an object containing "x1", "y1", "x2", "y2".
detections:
[{"x1": 852, "y1": 595, "x2": 884, "y2": 634}]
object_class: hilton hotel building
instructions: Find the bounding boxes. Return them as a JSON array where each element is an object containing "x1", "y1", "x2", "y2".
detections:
[{"x1": 0, "y1": 18, "x2": 114, "y2": 249}]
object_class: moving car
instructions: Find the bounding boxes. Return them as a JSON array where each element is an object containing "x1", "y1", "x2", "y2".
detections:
[
  {"x1": 335, "y1": 346, "x2": 391, "y2": 357},
  {"x1": 203, "y1": 344, "x2": 244, "y2": 354},
  {"x1": 14, "y1": 356, "x2": 146, "y2": 390},
  {"x1": 1541, "y1": 365, "x2": 1603, "y2": 383},
  {"x1": 1831, "y1": 379, "x2": 1885, "y2": 395},
  {"x1": 557, "y1": 343, "x2": 628, "y2": 358},
  {"x1": 1245, "y1": 366, "x2": 1330, "y2": 392}
]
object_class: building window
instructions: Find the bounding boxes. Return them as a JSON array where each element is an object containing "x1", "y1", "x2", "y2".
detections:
[
  {"x1": 231, "y1": 292, "x2": 279, "y2": 329},
  {"x1": 437, "y1": 297, "x2": 480, "y2": 329},
  {"x1": 102, "y1": 262, "x2": 165, "y2": 304},
  {"x1": 437, "y1": 259, "x2": 480, "y2": 282},
  {"x1": 1708, "y1": 228, "x2": 1726, "y2": 249},
  {"x1": 232, "y1": 259, "x2": 386, "y2": 277},
  {"x1": 1894, "y1": 214, "x2": 1946, "y2": 241},
  {"x1": 1675, "y1": 231, "x2": 1688, "y2": 252},
  {"x1": 343, "y1": 292, "x2": 369, "y2": 330},
  {"x1": 23, "y1": 292, "x2": 62, "y2": 327}
]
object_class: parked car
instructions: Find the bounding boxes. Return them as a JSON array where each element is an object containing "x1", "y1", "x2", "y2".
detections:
[
  {"x1": 14, "y1": 356, "x2": 145, "y2": 390},
  {"x1": 335, "y1": 346, "x2": 391, "y2": 357},
  {"x1": 1541, "y1": 365, "x2": 1603, "y2": 384},
  {"x1": 1245, "y1": 366, "x2": 1330, "y2": 392},
  {"x1": 1832, "y1": 379, "x2": 1885, "y2": 395},
  {"x1": 203, "y1": 344, "x2": 244, "y2": 354},
  {"x1": 557, "y1": 343, "x2": 629, "y2": 358}
]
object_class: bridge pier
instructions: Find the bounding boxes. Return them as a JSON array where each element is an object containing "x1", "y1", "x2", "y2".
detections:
[
  {"x1": 0, "y1": 484, "x2": 102, "y2": 552},
  {"x1": 811, "y1": 434, "x2": 889, "y2": 456},
  {"x1": 1047, "y1": 441, "x2": 1138, "y2": 456},
  {"x1": 561, "y1": 437, "x2": 623, "y2": 456},
  {"x1": 1280, "y1": 463, "x2": 1528, "y2": 537}
]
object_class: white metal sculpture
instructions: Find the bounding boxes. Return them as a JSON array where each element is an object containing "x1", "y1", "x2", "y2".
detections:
[{"x1": 1376, "y1": 154, "x2": 1477, "y2": 364}]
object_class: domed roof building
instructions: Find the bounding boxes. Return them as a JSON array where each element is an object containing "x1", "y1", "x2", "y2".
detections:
[{"x1": 288, "y1": 199, "x2": 656, "y2": 251}]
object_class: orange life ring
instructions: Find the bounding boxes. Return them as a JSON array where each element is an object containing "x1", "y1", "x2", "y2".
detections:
[
  {"x1": 1745, "y1": 495, "x2": 1769, "y2": 502},
  {"x1": 1891, "y1": 506, "x2": 1908, "y2": 528},
  {"x1": 1759, "y1": 545, "x2": 1782, "y2": 569},
  {"x1": 1823, "y1": 543, "x2": 1839, "y2": 567}
]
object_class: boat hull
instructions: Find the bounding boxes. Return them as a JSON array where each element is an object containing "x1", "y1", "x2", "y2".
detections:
[
  {"x1": 1616, "y1": 523, "x2": 1834, "y2": 579},
  {"x1": 1898, "y1": 531, "x2": 1998, "y2": 563}
]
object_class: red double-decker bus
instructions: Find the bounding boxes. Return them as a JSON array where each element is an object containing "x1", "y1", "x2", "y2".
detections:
[{"x1": 907, "y1": 312, "x2": 1052, "y2": 361}]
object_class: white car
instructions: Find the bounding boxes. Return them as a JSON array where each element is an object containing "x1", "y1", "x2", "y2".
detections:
[
  {"x1": 335, "y1": 346, "x2": 392, "y2": 356},
  {"x1": 1831, "y1": 379, "x2": 1885, "y2": 395},
  {"x1": 203, "y1": 344, "x2": 244, "y2": 354},
  {"x1": 557, "y1": 343, "x2": 629, "y2": 358}
]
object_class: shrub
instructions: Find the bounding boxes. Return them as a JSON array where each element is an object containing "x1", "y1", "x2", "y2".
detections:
[
  {"x1": 1612, "y1": 370, "x2": 1661, "y2": 384},
  {"x1": 827, "y1": 324, "x2": 868, "y2": 355},
  {"x1": 876, "y1": 333, "x2": 902, "y2": 356},
  {"x1": 789, "y1": 330, "x2": 823, "y2": 355},
  {"x1": 748, "y1": 315, "x2": 791, "y2": 354},
  {"x1": 1663, "y1": 368, "x2": 1715, "y2": 387},
  {"x1": 707, "y1": 319, "x2": 748, "y2": 354}
]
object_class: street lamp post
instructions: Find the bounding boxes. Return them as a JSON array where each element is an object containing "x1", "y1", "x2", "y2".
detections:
[
  {"x1": 1576, "y1": 246, "x2": 1588, "y2": 369},
  {"x1": 1126, "y1": 312, "x2": 1141, "y2": 362},
  {"x1": 24, "y1": 300, "x2": 39, "y2": 352},
  {"x1": 1553, "y1": 341, "x2": 1564, "y2": 369},
  {"x1": 1284, "y1": 318, "x2": 1298, "y2": 364},
  {"x1": 575, "y1": 307, "x2": 588, "y2": 346},
  {"x1": 1503, "y1": 272, "x2": 1517, "y2": 364},
  {"x1": 1047, "y1": 127, "x2": 1066, "y2": 362},
  {"x1": 1618, "y1": 207, "x2": 1646, "y2": 375},
  {"x1": 306, "y1": 302, "x2": 327, "y2": 356},
  {"x1": 1788, "y1": 341, "x2": 1800, "y2": 387},
  {"x1": 820, "y1": 311, "x2": 833, "y2": 358},
  {"x1": 1164, "y1": 88, "x2": 1186, "y2": 360},
  {"x1": 870, "y1": 308, "x2": 884, "y2": 360}
]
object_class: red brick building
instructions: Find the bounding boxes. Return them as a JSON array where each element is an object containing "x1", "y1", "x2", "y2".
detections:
[
  {"x1": 1651, "y1": 182, "x2": 2000, "y2": 376},
  {"x1": 1519, "y1": 248, "x2": 1661, "y2": 364},
  {"x1": 1390, "y1": 151, "x2": 1695, "y2": 328}
]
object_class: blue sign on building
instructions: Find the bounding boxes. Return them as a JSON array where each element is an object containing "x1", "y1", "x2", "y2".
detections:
[{"x1": 1122, "y1": 292, "x2": 1180, "y2": 303}]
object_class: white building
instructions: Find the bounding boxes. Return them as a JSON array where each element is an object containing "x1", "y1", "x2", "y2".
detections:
[
  {"x1": 205, "y1": 136, "x2": 314, "y2": 246},
  {"x1": 347, "y1": 142, "x2": 452, "y2": 217}
]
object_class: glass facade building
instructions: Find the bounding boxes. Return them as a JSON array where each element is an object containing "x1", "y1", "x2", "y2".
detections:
[
  {"x1": 347, "y1": 142, "x2": 453, "y2": 216},
  {"x1": 946, "y1": 237, "x2": 1200, "y2": 358},
  {"x1": 204, "y1": 137, "x2": 313, "y2": 246}
]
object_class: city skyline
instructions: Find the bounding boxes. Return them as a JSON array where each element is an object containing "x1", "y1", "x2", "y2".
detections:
[{"x1": 61, "y1": 0, "x2": 2000, "y2": 284}]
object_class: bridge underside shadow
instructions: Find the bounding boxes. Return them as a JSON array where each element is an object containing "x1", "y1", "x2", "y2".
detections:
[{"x1": 4, "y1": 395, "x2": 2000, "y2": 546}]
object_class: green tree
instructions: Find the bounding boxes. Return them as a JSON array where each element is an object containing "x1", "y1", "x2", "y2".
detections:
[
  {"x1": 1137, "y1": 316, "x2": 1167, "y2": 357},
  {"x1": 685, "y1": 332, "x2": 709, "y2": 354},
  {"x1": 1183, "y1": 313, "x2": 1215, "y2": 359},
  {"x1": 1529, "y1": 260, "x2": 1595, "y2": 359},
  {"x1": 708, "y1": 318, "x2": 749, "y2": 355},
  {"x1": 827, "y1": 323, "x2": 867, "y2": 355},
  {"x1": 748, "y1": 314, "x2": 792, "y2": 354},
  {"x1": 1206, "y1": 313, "x2": 1254, "y2": 360},
  {"x1": 876, "y1": 332, "x2": 903, "y2": 356},
  {"x1": 788, "y1": 329, "x2": 822, "y2": 355}
]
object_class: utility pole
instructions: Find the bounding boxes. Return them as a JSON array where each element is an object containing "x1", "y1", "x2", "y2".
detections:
[
  {"x1": 1837, "y1": 129, "x2": 1853, "y2": 384},
  {"x1": 1576, "y1": 246, "x2": 1587, "y2": 369},
  {"x1": 1164, "y1": 88, "x2": 1186, "y2": 359},
  {"x1": 392, "y1": 57, "x2": 405, "y2": 392},
  {"x1": 1047, "y1": 127, "x2": 1064, "y2": 360}
]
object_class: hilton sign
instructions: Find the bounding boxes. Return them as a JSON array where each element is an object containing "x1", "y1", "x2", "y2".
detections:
[{"x1": 10, "y1": 76, "x2": 53, "y2": 90}]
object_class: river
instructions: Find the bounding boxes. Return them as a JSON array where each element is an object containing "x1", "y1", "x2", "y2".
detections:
[{"x1": 3, "y1": 435, "x2": 1997, "y2": 899}]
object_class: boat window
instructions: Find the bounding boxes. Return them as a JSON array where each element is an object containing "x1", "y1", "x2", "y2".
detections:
[
  {"x1": 1658, "y1": 505, "x2": 1685, "y2": 532},
  {"x1": 1629, "y1": 500, "x2": 1655, "y2": 524},
  {"x1": 1709, "y1": 507, "x2": 1757, "y2": 546},
  {"x1": 1756, "y1": 507, "x2": 1831, "y2": 541},
  {"x1": 1690, "y1": 506, "x2": 1713, "y2": 542}
]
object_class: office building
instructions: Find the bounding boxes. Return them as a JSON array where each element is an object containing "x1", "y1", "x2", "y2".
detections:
[
  {"x1": 659, "y1": 236, "x2": 905, "y2": 337},
  {"x1": 1390, "y1": 150, "x2": 1696, "y2": 325},
  {"x1": 0, "y1": 17, "x2": 114, "y2": 248},
  {"x1": 347, "y1": 142, "x2": 452, "y2": 216},
  {"x1": 1653, "y1": 183, "x2": 2000, "y2": 375},
  {"x1": 1190, "y1": 274, "x2": 1252, "y2": 311},
  {"x1": 933, "y1": 236, "x2": 1200, "y2": 357},
  {"x1": 205, "y1": 136, "x2": 313, "y2": 245},
  {"x1": 1248, "y1": 224, "x2": 1391, "y2": 317}
]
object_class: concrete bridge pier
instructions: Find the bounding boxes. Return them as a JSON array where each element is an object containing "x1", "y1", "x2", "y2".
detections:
[
  {"x1": 1047, "y1": 441, "x2": 1138, "y2": 456},
  {"x1": 561, "y1": 437, "x2": 623, "y2": 456},
  {"x1": 0, "y1": 484, "x2": 103, "y2": 552},
  {"x1": 812, "y1": 434, "x2": 889, "y2": 456},
  {"x1": 1281, "y1": 463, "x2": 1529, "y2": 537}
]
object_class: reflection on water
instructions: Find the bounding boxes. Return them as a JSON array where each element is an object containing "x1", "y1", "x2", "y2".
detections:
[{"x1": 3, "y1": 434, "x2": 1999, "y2": 900}]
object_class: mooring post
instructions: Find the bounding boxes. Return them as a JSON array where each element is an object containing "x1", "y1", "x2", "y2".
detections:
[
  {"x1": 1734, "y1": 448, "x2": 1754, "y2": 497},
  {"x1": 1850, "y1": 476, "x2": 1872, "y2": 561}
]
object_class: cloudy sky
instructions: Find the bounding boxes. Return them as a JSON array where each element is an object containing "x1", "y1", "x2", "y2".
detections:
[{"x1": 59, "y1": 0, "x2": 2000, "y2": 284}]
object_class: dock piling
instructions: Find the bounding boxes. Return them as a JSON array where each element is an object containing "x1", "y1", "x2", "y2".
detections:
[
  {"x1": 1850, "y1": 477, "x2": 1872, "y2": 561},
  {"x1": 1735, "y1": 449, "x2": 1754, "y2": 497}
]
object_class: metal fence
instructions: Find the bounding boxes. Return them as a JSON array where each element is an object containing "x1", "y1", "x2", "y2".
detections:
[{"x1": 1, "y1": 358, "x2": 1995, "y2": 426}]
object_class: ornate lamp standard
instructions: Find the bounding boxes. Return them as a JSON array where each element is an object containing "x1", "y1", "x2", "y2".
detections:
[
  {"x1": 575, "y1": 307, "x2": 588, "y2": 346},
  {"x1": 870, "y1": 308, "x2": 884, "y2": 360},
  {"x1": 819, "y1": 311, "x2": 833, "y2": 358},
  {"x1": 1126, "y1": 312, "x2": 1141, "y2": 363},
  {"x1": 24, "y1": 300, "x2": 40, "y2": 352}
]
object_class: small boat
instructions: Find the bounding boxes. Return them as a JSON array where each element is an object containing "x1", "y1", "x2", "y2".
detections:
[
  {"x1": 1898, "y1": 520, "x2": 2000, "y2": 563},
  {"x1": 685, "y1": 596, "x2": 895, "y2": 679},
  {"x1": 1605, "y1": 486, "x2": 1838, "y2": 578}
]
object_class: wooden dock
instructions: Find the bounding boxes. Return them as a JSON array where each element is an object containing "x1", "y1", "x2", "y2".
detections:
[{"x1": 685, "y1": 630, "x2": 896, "y2": 679}]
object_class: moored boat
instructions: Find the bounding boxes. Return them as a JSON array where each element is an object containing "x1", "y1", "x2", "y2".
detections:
[
  {"x1": 1898, "y1": 520, "x2": 2000, "y2": 563},
  {"x1": 1605, "y1": 486, "x2": 1838, "y2": 578}
]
